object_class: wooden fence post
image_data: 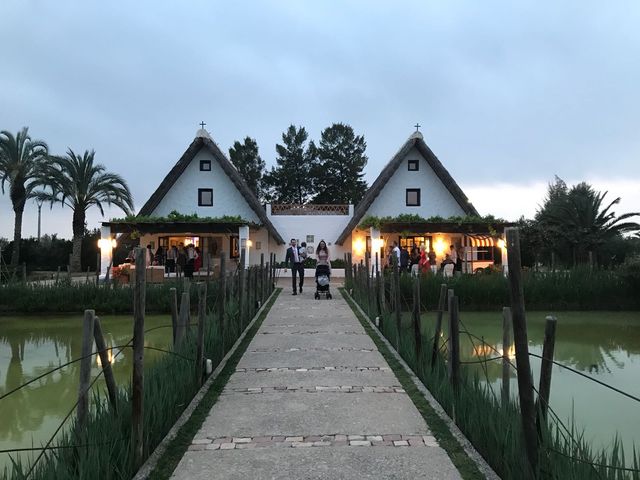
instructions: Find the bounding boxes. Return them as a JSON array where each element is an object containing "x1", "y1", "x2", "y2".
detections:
[
  {"x1": 365, "y1": 252, "x2": 372, "y2": 316},
  {"x1": 537, "y1": 315, "x2": 557, "y2": 424},
  {"x1": 392, "y1": 254, "x2": 401, "y2": 349},
  {"x1": 448, "y1": 293, "x2": 460, "y2": 393},
  {"x1": 93, "y1": 316, "x2": 118, "y2": 411},
  {"x1": 131, "y1": 248, "x2": 147, "y2": 469},
  {"x1": 502, "y1": 307, "x2": 512, "y2": 406},
  {"x1": 96, "y1": 252, "x2": 101, "y2": 284},
  {"x1": 219, "y1": 253, "x2": 227, "y2": 344},
  {"x1": 260, "y1": 253, "x2": 265, "y2": 304},
  {"x1": 177, "y1": 291, "x2": 189, "y2": 344},
  {"x1": 132, "y1": 247, "x2": 146, "y2": 469},
  {"x1": 76, "y1": 309, "x2": 96, "y2": 433},
  {"x1": 170, "y1": 288, "x2": 178, "y2": 347},
  {"x1": 505, "y1": 227, "x2": 539, "y2": 472},
  {"x1": 431, "y1": 284, "x2": 448, "y2": 369},
  {"x1": 195, "y1": 283, "x2": 207, "y2": 385},
  {"x1": 412, "y1": 275, "x2": 422, "y2": 371},
  {"x1": 238, "y1": 249, "x2": 246, "y2": 329}
]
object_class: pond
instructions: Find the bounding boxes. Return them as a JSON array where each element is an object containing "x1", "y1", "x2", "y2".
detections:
[
  {"x1": 0, "y1": 314, "x2": 173, "y2": 473},
  {"x1": 426, "y1": 311, "x2": 640, "y2": 457}
]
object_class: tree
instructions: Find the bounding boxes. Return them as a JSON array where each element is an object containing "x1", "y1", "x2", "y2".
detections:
[
  {"x1": 536, "y1": 177, "x2": 640, "y2": 265},
  {"x1": 36, "y1": 149, "x2": 134, "y2": 272},
  {"x1": 263, "y1": 125, "x2": 317, "y2": 203},
  {"x1": 229, "y1": 137, "x2": 266, "y2": 201},
  {"x1": 0, "y1": 127, "x2": 49, "y2": 267},
  {"x1": 310, "y1": 123, "x2": 368, "y2": 204}
]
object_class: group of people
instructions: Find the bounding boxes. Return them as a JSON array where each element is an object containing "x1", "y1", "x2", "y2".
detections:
[
  {"x1": 386, "y1": 241, "x2": 462, "y2": 275},
  {"x1": 127, "y1": 243, "x2": 202, "y2": 278},
  {"x1": 285, "y1": 238, "x2": 331, "y2": 295}
]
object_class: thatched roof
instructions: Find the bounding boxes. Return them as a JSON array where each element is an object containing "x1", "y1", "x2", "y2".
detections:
[
  {"x1": 335, "y1": 133, "x2": 479, "y2": 245},
  {"x1": 137, "y1": 134, "x2": 285, "y2": 244}
]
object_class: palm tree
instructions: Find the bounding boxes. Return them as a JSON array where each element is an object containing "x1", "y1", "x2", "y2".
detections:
[
  {"x1": 37, "y1": 149, "x2": 134, "y2": 272},
  {"x1": 542, "y1": 182, "x2": 640, "y2": 264},
  {"x1": 0, "y1": 128, "x2": 49, "y2": 267}
]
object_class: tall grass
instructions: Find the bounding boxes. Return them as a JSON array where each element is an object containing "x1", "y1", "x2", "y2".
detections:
[
  {"x1": 0, "y1": 278, "x2": 221, "y2": 315},
  {"x1": 377, "y1": 267, "x2": 640, "y2": 311},
  {"x1": 349, "y1": 269, "x2": 640, "y2": 480},
  {"x1": 4, "y1": 267, "x2": 275, "y2": 480}
]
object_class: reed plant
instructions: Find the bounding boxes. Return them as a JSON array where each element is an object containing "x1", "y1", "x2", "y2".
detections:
[
  {"x1": 349, "y1": 271, "x2": 640, "y2": 479},
  {"x1": 5, "y1": 267, "x2": 274, "y2": 480}
]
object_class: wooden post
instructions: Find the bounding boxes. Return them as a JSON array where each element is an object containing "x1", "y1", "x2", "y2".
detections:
[
  {"x1": 392, "y1": 254, "x2": 401, "y2": 349},
  {"x1": 96, "y1": 252, "x2": 101, "y2": 284},
  {"x1": 238, "y1": 249, "x2": 246, "y2": 329},
  {"x1": 76, "y1": 309, "x2": 96, "y2": 433},
  {"x1": 219, "y1": 253, "x2": 227, "y2": 343},
  {"x1": 170, "y1": 288, "x2": 178, "y2": 347},
  {"x1": 505, "y1": 227, "x2": 538, "y2": 472},
  {"x1": 412, "y1": 275, "x2": 422, "y2": 370},
  {"x1": 131, "y1": 247, "x2": 146, "y2": 469},
  {"x1": 260, "y1": 253, "x2": 265, "y2": 304},
  {"x1": 195, "y1": 283, "x2": 207, "y2": 385},
  {"x1": 365, "y1": 252, "x2": 371, "y2": 316},
  {"x1": 431, "y1": 284, "x2": 448, "y2": 369},
  {"x1": 93, "y1": 316, "x2": 118, "y2": 411},
  {"x1": 502, "y1": 307, "x2": 512, "y2": 406},
  {"x1": 177, "y1": 292, "x2": 189, "y2": 344},
  {"x1": 537, "y1": 315, "x2": 557, "y2": 423},
  {"x1": 448, "y1": 293, "x2": 460, "y2": 394}
]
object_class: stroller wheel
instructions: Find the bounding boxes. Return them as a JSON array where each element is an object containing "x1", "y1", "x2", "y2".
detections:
[
  {"x1": 315, "y1": 293, "x2": 319, "y2": 300},
  {"x1": 327, "y1": 293, "x2": 332, "y2": 300}
]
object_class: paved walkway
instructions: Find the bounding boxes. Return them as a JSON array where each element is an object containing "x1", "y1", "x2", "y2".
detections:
[{"x1": 171, "y1": 287, "x2": 462, "y2": 479}]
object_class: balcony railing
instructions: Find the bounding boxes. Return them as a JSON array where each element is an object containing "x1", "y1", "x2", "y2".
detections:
[{"x1": 270, "y1": 204, "x2": 350, "y2": 216}]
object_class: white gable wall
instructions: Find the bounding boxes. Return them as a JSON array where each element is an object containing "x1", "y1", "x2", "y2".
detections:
[
  {"x1": 365, "y1": 147, "x2": 467, "y2": 218},
  {"x1": 151, "y1": 147, "x2": 260, "y2": 222}
]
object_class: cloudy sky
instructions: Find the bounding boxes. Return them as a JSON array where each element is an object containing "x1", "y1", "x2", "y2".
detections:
[{"x1": 1, "y1": 1, "x2": 639, "y2": 239}]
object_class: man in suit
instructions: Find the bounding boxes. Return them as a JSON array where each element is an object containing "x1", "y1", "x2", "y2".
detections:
[{"x1": 285, "y1": 238, "x2": 304, "y2": 295}]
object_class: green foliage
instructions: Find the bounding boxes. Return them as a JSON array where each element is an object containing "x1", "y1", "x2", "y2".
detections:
[
  {"x1": 263, "y1": 125, "x2": 317, "y2": 204},
  {"x1": 310, "y1": 123, "x2": 368, "y2": 204},
  {"x1": 620, "y1": 256, "x2": 640, "y2": 293},
  {"x1": 357, "y1": 214, "x2": 507, "y2": 230},
  {"x1": 229, "y1": 137, "x2": 266, "y2": 202},
  {"x1": 111, "y1": 210, "x2": 248, "y2": 224}
]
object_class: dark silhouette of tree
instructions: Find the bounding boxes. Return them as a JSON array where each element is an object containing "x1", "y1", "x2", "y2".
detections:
[
  {"x1": 263, "y1": 125, "x2": 317, "y2": 204},
  {"x1": 229, "y1": 137, "x2": 266, "y2": 202},
  {"x1": 310, "y1": 123, "x2": 368, "y2": 204}
]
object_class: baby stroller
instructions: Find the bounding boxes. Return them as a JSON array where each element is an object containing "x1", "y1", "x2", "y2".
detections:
[{"x1": 314, "y1": 264, "x2": 332, "y2": 300}]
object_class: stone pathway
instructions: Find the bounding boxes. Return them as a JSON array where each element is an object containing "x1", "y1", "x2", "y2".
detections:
[{"x1": 170, "y1": 287, "x2": 462, "y2": 479}]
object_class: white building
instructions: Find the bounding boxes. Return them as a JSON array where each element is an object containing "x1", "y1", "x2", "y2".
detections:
[{"x1": 100, "y1": 128, "x2": 507, "y2": 277}]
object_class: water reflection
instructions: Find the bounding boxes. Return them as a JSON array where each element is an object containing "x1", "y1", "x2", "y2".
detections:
[
  {"x1": 426, "y1": 311, "x2": 640, "y2": 454},
  {"x1": 0, "y1": 315, "x2": 172, "y2": 470}
]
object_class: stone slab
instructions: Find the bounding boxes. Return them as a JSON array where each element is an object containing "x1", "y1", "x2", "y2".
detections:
[
  {"x1": 237, "y1": 350, "x2": 388, "y2": 368},
  {"x1": 225, "y1": 369, "x2": 399, "y2": 389},
  {"x1": 198, "y1": 392, "x2": 429, "y2": 437},
  {"x1": 248, "y1": 332, "x2": 377, "y2": 350},
  {"x1": 171, "y1": 445, "x2": 461, "y2": 479}
]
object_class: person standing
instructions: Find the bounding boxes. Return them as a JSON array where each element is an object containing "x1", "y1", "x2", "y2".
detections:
[
  {"x1": 392, "y1": 241, "x2": 401, "y2": 267},
  {"x1": 176, "y1": 243, "x2": 187, "y2": 277},
  {"x1": 428, "y1": 248, "x2": 438, "y2": 274},
  {"x1": 285, "y1": 238, "x2": 303, "y2": 295},
  {"x1": 410, "y1": 246, "x2": 421, "y2": 276},
  {"x1": 166, "y1": 245, "x2": 177, "y2": 274}
]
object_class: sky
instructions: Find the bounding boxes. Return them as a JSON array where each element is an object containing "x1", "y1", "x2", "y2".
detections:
[{"x1": 1, "y1": 0, "x2": 639, "y2": 239}]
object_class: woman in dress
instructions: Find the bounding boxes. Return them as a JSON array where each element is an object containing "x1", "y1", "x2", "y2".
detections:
[{"x1": 316, "y1": 240, "x2": 331, "y2": 274}]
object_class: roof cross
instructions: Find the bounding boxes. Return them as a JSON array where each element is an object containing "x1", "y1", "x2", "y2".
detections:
[
  {"x1": 414, "y1": 123, "x2": 421, "y2": 132},
  {"x1": 199, "y1": 121, "x2": 206, "y2": 129}
]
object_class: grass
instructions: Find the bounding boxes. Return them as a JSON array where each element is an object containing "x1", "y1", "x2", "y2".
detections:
[
  {"x1": 4, "y1": 268, "x2": 275, "y2": 480},
  {"x1": 346, "y1": 271, "x2": 640, "y2": 480}
]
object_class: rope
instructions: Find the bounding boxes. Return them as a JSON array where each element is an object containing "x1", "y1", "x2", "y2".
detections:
[
  {"x1": 528, "y1": 352, "x2": 640, "y2": 404},
  {"x1": 460, "y1": 356, "x2": 504, "y2": 365}
]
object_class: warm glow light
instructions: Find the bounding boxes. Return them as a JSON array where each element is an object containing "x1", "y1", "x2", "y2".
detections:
[
  {"x1": 98, "y1": 238, "x2": 117, "y2": 250},
  {"x1": 434, "y1": 238, "x2": 446, "y2": 256},
  {"x1": 497, "y1": 239, "x2": 506, "y2": 250},
  {"x1": 246, "y1": 239, "x2": 253, "y2": 247},
  {"x1": 372, "y1": 238, "x2": 385, "y2": 251},
  {"x1": 353, "y1": 238, "x2": 366, "y2": 255}
]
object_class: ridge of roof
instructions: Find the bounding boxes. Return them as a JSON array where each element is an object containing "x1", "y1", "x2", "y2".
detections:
[
  {"x1": 137, "y1": 136, "x2": 285, "y2": 244},
  {"x1": 334, "y1": 135, "x2": 479, "y2": 245}
]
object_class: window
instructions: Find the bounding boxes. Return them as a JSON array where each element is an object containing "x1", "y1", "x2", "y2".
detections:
[
  {"x1": 200, "y1": 160, "x2": 211, "y2": 171},
  {"x1": 198, "y1": 188, "x2": 213, "y2": 206},
  {"x1": 408, "y1": 159, "x2": 419, "y2": 171},
  {"x1": 406, "y1": 188, "x2": 421, "y2": 206}
]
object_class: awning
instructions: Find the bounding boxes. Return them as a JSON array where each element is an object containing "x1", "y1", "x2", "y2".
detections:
[{"x1": 469, "y1": 236, "x2": 496, "y2": 247}]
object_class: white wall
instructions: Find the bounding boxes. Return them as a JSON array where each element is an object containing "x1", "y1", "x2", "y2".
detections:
[
  {"x1": 151, "y1": 147, "x2": 260, "y2": 222},
  {"x1": 267, "y1": 211, "x2": 353, "y2": 263},
  {"x1": 365, "y1": 146, "x2": 467, "y2": 218}
]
